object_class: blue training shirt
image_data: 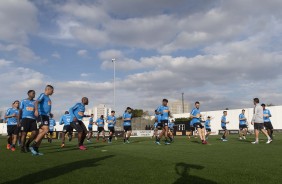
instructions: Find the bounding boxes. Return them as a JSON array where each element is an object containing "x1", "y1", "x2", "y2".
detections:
[
  {"x1": 88, "y1": 117, "x2": 93, "y2": 128},
  {"x1": 59, "y1": 114, "x2": 72, "y2": 126},
  {"x1": 20, "y1": 99, "x2": 36, "y2": 119},
  {"x1": 107, "y1": 115, "x2": 116, "y2": 127},
  {"x1": 69, "y1": 103, "x2": 85, "y2": 121},
  {"x1": 123, "y1": 112, "x2": 132, "y2": 126},
  {"x1": 168, "y1": 122, "x2": 174, "y2": 129},
  {"x1": 96, "y1": 118, "x2": 104, "y2": 127},
  {"x1": 221, "y1": 116, "x2": 227, "y2": 127},
  {"x1": 49, "y1": 119, "x2": 56, "y2": 131},
  {"x1": 239, "y1": 113, "x2": 246, "y2": 125},
  {"x1": 263, "y1": 109, "x2": 272, "y2": 122},
  {"x1": 6, "y1": 108, "x2": 19, "y2": 125},
  {"x1": 37, "y1": 93, "x2": 52, "y2": 116},
  {"x1": 205, "y1": 120, "x2": 211, "y2": 129},
  {"x1": 157, "y1": 105, "x2": 170, "y2": 120},
  {"x1": 191, "y1": 108, "x2": 201, "y2": 125}
]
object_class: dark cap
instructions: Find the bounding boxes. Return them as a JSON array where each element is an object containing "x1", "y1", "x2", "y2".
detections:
[{"x1": 261, "y1": 104, "x2": 266, "y2": 107}]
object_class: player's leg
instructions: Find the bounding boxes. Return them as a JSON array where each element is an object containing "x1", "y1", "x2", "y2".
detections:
[
  {"x1": 123, "y1": 128, "x2": 127, "y2": 143},
  {"x1": 127, "y1": 129, "x2": 132, "y2": 142},
  {"x1": 80, "y1": 121, "x2": 88, "y2": 147},
  {"x1": 102, "y1": 129, "x2": 106, "y2": 142},
  {"x1": 11, "y1": 127, "x2": 18, "y2": 151}
]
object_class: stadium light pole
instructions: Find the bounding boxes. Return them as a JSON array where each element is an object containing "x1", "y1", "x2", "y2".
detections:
[{"x1": 112, "y1": 58, "x2": 116, "y2": 110}]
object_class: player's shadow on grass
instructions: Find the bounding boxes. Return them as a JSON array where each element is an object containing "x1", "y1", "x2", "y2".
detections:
[
  {"x1": 3, "y1": 155, "x2": 114, "y2": 184},
  {"x1": 174, "y1": 162, "x2": 217, "y2": 184}
]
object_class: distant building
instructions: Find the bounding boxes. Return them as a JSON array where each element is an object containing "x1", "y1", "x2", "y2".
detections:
[
  {"x1": 86, "y1": 104, "x2": 112, "y2": 120},
  {"x1": 169, "y1": 100, "x2": 190, "y2": 115}
]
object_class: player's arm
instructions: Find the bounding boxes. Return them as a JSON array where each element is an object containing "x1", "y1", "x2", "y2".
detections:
[
  {"x1": 69, "y1": 104, "x2": 79, "y2": 121},
  {"x1": 34, "y1": 94, "x2": 44, "y2": 117},
  {"x1": 59, "y1": 116, "x2": 64, "y2": 125}
]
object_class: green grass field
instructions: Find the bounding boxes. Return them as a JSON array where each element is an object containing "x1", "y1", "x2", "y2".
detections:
[{"x1": 0, "y1": 134, "x2": 281, "y2": 184}]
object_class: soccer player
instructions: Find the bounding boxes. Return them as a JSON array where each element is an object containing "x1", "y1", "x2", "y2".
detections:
[
  {"x1": 107, "y1": 111, "x2": 116, "y2": 143},
  {"x1": 205, "y1": 116, "x2": 212, "y2": 140},
  {"x1": 251, "y1": 98, "x2": 272, "y2": 144},
  {"x1": 156, "y1": 99, "x2": 171, "y2": 145},
  {"x1": 48, "y1": 114, "x2": 56, "y2": 143},
  {"x1": 239, "y1": 109, "x2": 248, "y2": 140},
  {"x1": 59, "y1": 111, "x2": 73, "y2": 148},
  {"x1": 5, "y1": 100, "x2": 20, "y2": 151},
  {"x1": 221, "y1": 111, "x2": 229, "y2": 141},
  {"x1": 262, "y1": 104, "x2": 274, "y2": 139},
  {"x1": 190, "y1": 101, "x2": 207, "y2": 144},
  {"x1": 168, "y1": 119, "x2": 175, "y2": 142},
  {"x1": 152, "y1": 110, "x2": 160, "y2": 139},
  {"x1": 187, "y1": 119, "x2": 195, "y2": 139},
  {"x1": 69, "y1": 97, "x2": 90, "y2": 150},
  {"x1": 87, "y1": 114, "x2": 94, "y2": 142},
  {"x1": 123, "y1": 107, "x2": 133, "y2": 144},
  {"x1": 30, "y1": 85, "x2": 54, "y2": 155},
  {"x1": 19, "y1": 90, "x2": 37, "y2": 153},
  {"x1": 96, "y1": 115, "x2": 106, "y2": 142}
]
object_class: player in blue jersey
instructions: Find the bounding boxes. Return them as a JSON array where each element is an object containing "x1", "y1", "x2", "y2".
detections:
[
  {"x1": 95, "y1": 115, "x2": 106, "y2": 142},
  {"x1": 205, "y1": 116, "x2": 212, "y2": 140},
  {"x1": 5, "y1": 100, "x2": 20, "y2": 151},
  {"x1": 187, "y1": 118, "x2": 195, "y2": 139},
  {"x1": 48, "y1": 114, "x2": 56, "y2": 143},
  {"x1": 239, "y1": 109, "x2": 247, "y2": 140},
  {"x1": 221, "y1": 111, "x2": 229, "y2": 141},
  {"x1": 190, "y1": 102, "x2": 207, "y2": 144},
  {"x1": 19, "y1": 90, "x2": 37, "y2": 153},
  {"x1": 123, "y1": 107, "x2": 133, "y2": 144},
  {"x1": 155, "y1": 99, "x2": 171, "y2": 145},
  {"x1": 69, "y1": 97, "x2": 90, "y2": 150},
  {"x1": 107, "y1": 111, "x2": 116, "y2": 143},
  {"x1": 59, "y1": 111, "x2": 73, "y2": 148},
  {"x1": 30, "y1": 85, "x2": 54, "y2": 155},
  {"x1": 87, "y1": 114, "x2": 94, "y2": 142},
  {"x1": 168, "y1": 119, "x2": 175, "y2": 142},
  {"x1": 152, "y1": 110, "x2": 160, "y2": 139},
  {"x1": 262, "y1": 104, "x2": 274, "y2": 139}
]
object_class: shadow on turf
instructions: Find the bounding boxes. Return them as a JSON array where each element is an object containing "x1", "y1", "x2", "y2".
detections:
[
  {"x1": 174, "y1": 162, "x2": 217, "y2": 184},
  {"x1": 2, "y1": 155, "x2": 114, "y2": 184}
]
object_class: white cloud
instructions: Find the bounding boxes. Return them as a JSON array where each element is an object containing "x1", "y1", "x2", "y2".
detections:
[
  {"x1": 51, "y1": 52, "x2": 61, "y2": 59},
  {"x1": 0, "y1": 0, "x2": 38, "y2": 44},
  {"x1": 98, "y1": 49, "x2": 124, "y2": 61},
  {"x1": 77, "y1": 49, "x2": 88, "y2": 57}
]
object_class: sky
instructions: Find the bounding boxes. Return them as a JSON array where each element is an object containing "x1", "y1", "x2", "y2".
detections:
[{"x1": 1, "y1": 0, "x2": 282, "y2": 116}]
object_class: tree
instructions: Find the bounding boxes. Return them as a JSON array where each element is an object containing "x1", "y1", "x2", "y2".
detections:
[{"x1": 132, "y1": 109, "x2": 143, "y2": 118}]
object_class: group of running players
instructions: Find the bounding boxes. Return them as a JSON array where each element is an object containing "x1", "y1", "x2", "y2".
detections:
[{"x1": 3, "y1": 85, "x2": 274, "y2": 155}]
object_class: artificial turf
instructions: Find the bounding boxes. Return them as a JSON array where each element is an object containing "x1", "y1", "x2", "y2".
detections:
[{"x1": 0, "y1": 134, "x2": 281, "y2": 184}]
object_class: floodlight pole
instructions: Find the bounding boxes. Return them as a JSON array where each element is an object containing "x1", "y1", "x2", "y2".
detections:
[{"x1": 112, "y1": 58, "x2": 116, "y2": 110}]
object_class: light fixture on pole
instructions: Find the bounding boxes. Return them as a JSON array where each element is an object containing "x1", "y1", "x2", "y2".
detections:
[{"x1": 112, "y1": 58, "x2": 116, "y2": 110}]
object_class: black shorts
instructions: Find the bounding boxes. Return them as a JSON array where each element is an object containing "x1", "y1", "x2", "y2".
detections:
[
  {"x1": 70, "y1": 120, "x2": 87, "y2": 133},
  {"x1": 194, "y1": 123, "x2": 204, "y2": 129},
  {"x1": 264, "y1": 122, "x2": 273, "y2": 130},
  {"x1": 98, "y1": 127, "x2": 104, "y2": 133},
  {"x1": 254, "y1": 123, "x2": 264, "y2": 130},
  {"x1": 7, "y1": 125, "x2": 19, "y2": 136},
  {"x1": 124, "y1": 126, "x2": 132, "y2": 132},
  {"x1": 21, "y1": 118, "x2": 37, "y2": 132},
  {"x1": 206, "y1": 128, "x2": 211, "y2": 132},
  {"x1": 222, "y1": 126, "x2": 227, "y2": 130},
  {"x1": 37, "y1": 115, "x2": 50, "y2": 128},
  {"x1": 108, "y1": 127, "x2": 115, "y2": 133},
  {"x1": 157, "y1": 123, "x2": 163, "y2": 129},
  {"x1": 161, "y1": 120, "x2": 168, "y2": 127},
  {"x1": 63, "y1": 125, "x2": 73, "y2": 134},
  {"x1": 88, "y1": 127, "x2": 93, "y2": 131},
  {"x1": 239, "y1": 124, "x2": 248, "y2": 130},
  {"x1": 188, "y1": 125, "x2": 195, "y2": 131}
]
